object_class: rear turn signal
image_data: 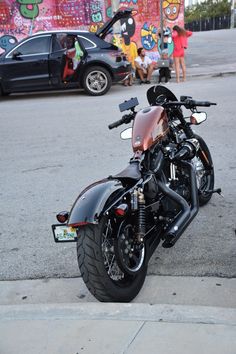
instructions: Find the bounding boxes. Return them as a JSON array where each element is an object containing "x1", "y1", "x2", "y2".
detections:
[
  {"x1": 56, "y1": 211, "x2": 69, "y2": 223},
  {"x1": 114, "y1": 203, "x2": 128, "y2": 217}
]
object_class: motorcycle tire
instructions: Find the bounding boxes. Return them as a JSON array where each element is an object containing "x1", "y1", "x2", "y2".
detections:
[
  {"x1": 77, "y1": 216, "x2": 147, "y2": 302},
  {"x1": 194, "y1": 134, "x2": 215, "y2": 206}
]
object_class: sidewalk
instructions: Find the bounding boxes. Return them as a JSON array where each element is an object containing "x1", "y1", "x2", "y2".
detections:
[
  {"x1": 148, "y1": 61, "x2": 236, "y2": 84},
  {"x1": 1, "y1": 276, "x2": 236, "y2": 354}
]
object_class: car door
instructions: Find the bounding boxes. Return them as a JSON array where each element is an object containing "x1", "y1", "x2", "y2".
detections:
[
  {"x1": 48, "y1": 33, "x2": 86, "y2": 86},
  {"x1": 2, "y1": 35, "x2": 51, "y2": 91}
]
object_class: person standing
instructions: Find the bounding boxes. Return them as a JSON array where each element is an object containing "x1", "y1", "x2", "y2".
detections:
[
  {"x1": 135, "y1": 47, "x2": 154, "y2": 84},
  {"x1": 172, "y1": 25, "x2": 192, "y2": 83}
]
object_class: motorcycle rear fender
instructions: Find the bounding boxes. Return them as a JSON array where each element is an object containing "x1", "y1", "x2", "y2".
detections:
[{"x1": 67, "y1": 178, "x2": 124, "y2": 226}]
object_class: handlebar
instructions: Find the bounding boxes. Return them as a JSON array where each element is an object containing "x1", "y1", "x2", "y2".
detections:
[
  {"x1": 164, "y1": 99, "x2": 217, "y2": 109},
  {"x1": 108, "y1": 113, "x2": 135, "y2": 130}
]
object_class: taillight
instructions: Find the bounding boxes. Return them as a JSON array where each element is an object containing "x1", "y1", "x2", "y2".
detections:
[
  {"x1": 114, "y1": 203, "x2": 129, "y2": 217},
  {"x1": 109, "y1": 52, "x2": 124, "y2": 62},
  {"x1": 56, "y1": 211, "x2": 69, "y2": 223}
]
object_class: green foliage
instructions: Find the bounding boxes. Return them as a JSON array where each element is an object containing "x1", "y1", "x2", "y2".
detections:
[{"x1": 185, "y1": 0, "x2": 231, "y2": 23}]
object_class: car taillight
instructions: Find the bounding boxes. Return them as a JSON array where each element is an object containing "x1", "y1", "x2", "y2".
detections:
[{"x1": 110, "y1": 52, "x2": 125, "y2": 62}]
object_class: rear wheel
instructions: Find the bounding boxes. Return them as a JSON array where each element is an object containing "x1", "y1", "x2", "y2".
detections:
[
  {"x1": 193, "y1": 134, "x2": 214, "y2": 206},
  {"x1": 77, "y1": 216, "x2": 147, "y2": 302},
  {"x1": 82, "y1": 66, "x2": 112, "y2": 96}
]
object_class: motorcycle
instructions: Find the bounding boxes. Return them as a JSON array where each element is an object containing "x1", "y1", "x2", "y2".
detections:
[{"x1": 52, "y1": 85, "x2": 221, "y2": 302}]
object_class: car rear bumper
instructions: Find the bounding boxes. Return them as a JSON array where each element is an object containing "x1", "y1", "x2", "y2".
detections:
[{"x1": 113, "y1": 63, "x2": 132, "y2": 82}]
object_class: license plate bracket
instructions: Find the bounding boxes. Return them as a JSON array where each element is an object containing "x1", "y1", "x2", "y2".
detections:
[{"x1": 52, "y1": 224, "x2": 77, "y2": 242}]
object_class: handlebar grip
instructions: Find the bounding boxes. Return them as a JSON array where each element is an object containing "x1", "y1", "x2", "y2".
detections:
[
  {"x1": 108, "y1": 119, "x2": 123, "y2": 130},
  {"x1": 190, "y1": 100, "x2": 217, "y2": 107}
]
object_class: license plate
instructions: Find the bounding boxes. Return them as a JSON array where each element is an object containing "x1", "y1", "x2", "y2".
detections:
[{"x1": 52, "y1": 224, "x2": 77, "y2": 242}]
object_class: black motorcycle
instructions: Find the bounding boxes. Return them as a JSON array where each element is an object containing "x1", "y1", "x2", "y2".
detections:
[{"x1": 52, "y1": 85, "x2": 221, "y2": 302}]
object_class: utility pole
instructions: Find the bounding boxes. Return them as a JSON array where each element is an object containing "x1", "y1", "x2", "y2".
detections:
[
  {"x1": 160, "y1": 0, "x2": 164, "y2": 51},
  {"x1": 230, "y1": 0, "x2": 235, "y2": 29}
]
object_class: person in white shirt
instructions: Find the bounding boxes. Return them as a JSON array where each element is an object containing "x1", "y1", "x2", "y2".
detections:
[{"x1": 135, "y1": 47, "x2": 154, "y2": 84}]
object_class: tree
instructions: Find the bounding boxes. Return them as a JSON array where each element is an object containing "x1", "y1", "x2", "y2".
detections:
[{"x1": 185, "y1": 0, "x2": 231, "y2": 23}]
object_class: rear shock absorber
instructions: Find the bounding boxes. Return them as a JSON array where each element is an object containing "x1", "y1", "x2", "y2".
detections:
[{"x1": 137, "y1": 188, "x2": 146, "y2": 243}]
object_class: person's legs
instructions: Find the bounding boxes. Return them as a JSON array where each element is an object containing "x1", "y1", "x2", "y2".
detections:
[
  {"x1": 136, "y1": 68, "x2": 145, "y2": 82},
  {"x1": 158, "y1": 68, "x2": 163, "y2": 83},
  {"x1": 146, "y1": 63, "x2": 154, "y2": 81},
  {"x1": 165, "y1": 68, "x2": 170, "y2": 83},
  {"x1": 174, "y1": 57, "x2": 180, "y2": 83},
  {"x1": 179, "y1": 57, "x2": 186, "y2": 81}
]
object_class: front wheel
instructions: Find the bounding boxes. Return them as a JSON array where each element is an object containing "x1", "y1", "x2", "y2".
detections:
[
  {"x1": 77, "y1": 216, "x2": 147, "y2": 302},
  {"x1": 82, "y1": 66, "x2": 112, "y2": 96},
  {"x1": 193, "y1": 134, "x2": 215, "y2": 206}
]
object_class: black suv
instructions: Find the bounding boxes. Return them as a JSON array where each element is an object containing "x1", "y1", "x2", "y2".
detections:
[{"x1": 0, "y1": 9, "x2": 132, "y2": 96}]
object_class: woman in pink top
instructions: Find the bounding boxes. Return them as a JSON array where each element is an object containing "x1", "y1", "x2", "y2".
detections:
[{"x1": 172, "y1": 25, "x2": 193, "y2": 83}]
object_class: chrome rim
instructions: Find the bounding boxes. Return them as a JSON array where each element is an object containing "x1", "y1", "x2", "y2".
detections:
[
  {"x1": 117, "y1": 223, "x2": 145, "y2": 274},
  {"x1": 192, "y1": 156, "x2": 211, "y2": 192},
  {"x1": 86, "y1": 70, "x2": 108, "y2": 93}
]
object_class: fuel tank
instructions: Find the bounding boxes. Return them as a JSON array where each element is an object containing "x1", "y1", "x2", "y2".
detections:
[{"x1": 132, "y1": 106, "x2": 169, "y2": 152}]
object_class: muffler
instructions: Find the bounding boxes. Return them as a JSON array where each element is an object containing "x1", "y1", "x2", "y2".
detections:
[{"x1": 157, "y1": 161, "x2": 199, "y2": 248}]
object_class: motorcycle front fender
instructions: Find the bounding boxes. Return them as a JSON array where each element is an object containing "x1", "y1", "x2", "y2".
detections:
[{"x1": 68, "y1": 178, "x2": 124, "y2": 226}]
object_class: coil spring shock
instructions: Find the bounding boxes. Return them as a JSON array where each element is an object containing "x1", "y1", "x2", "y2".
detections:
[{"x1": 137, "y1": 189, "x2": 146, "y2": 243}]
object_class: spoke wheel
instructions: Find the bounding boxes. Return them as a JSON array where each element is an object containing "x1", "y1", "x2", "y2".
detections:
[
  {"x1": 115, "y1": 222, "x2": 145, "y2": 275},
  {"x1": 77, "y1": 216, "x2": 147, "y2": 302},
  {"x1": 194, "y1": 134, "x2": 214, "y2": 206},
  {"x1": 83, "y1": 66, "x2": 112, "y2": 96}
]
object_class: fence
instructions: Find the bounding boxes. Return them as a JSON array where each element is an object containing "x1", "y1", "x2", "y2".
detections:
[{"x1": 185, "y1": 14, "x2": 231, "y2": 31}]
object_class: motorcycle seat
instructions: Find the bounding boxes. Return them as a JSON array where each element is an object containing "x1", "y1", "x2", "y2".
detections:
[{"x1": 112, "y1": 161, "x2": 141, "y2": 182}]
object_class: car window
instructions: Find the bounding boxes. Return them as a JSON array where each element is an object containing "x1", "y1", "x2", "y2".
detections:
[
  {"x1": 78, "y1": 36, "x2": 96, "y2": 49},
  {"x1": 9, "y1": 36, "x2": 50, "y2": 57}
]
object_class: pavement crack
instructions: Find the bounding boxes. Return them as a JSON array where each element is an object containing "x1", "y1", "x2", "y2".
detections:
[
  {"x1": 22, "y1": 164, "x2": 63, "y2": 173},
  {"x1": 122, "y1": 321, "x2": 146, "y2": 354}
]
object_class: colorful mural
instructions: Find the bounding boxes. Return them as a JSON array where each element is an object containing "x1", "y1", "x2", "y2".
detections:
[{"x1": 0, "y1": 0, "x2": 184, "y2": 59}]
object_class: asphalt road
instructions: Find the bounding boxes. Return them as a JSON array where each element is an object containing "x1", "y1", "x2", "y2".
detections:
[
  {"x1": 186, "y1": 28, "x2": 236, "y2": 68},
  {"x1": 1, "y1": 27, "x2": 236, "y2": 281},
  {"x1": 1, "y1": 72, "x2": 236, "y2": 281}
]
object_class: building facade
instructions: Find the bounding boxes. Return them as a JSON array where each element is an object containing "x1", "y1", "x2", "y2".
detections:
[{"x1": 0, "y1": 0, "x2": 184, "y2": 59}]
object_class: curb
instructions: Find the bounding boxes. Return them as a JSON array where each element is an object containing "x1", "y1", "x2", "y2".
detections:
[{"x1": 1, "y1": 303, "x2": 236, "y2": 326}]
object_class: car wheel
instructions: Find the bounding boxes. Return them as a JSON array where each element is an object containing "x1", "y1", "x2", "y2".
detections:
[{"x1": 83, "y1": 66, "x2": 112, "y2": 96}]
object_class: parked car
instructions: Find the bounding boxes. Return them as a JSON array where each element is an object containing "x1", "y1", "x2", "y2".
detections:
[{"x1": 0, "y1": 9, "x2": 132, "y2": 96}]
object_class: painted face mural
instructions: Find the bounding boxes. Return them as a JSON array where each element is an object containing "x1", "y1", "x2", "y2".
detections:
[
  {"x1": 120, "y1": 15, "x2": 136, "y2": 45},
  {"x1": 157, "y1": 28, "x2": 174, "y2": 57},
  {"x1": 163, "y1": 0, "x2": 181, "y2": 21},
  {"x1": 141, "y1": 23, "x2": 157, "y2": 51},
  {"x1": 16, "y1": 0, "x2": 43, "y2": 20},
  {"x1": 0, "y1": 0, "x2": 184, "y2": 55},
  {"x1": 0, "y1": 35, "x2": 18, "y2": 52}
]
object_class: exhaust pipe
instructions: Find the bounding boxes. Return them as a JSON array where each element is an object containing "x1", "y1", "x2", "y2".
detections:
[{"x1": 157, "y1": 161, "x2": 199, "y2": 248}]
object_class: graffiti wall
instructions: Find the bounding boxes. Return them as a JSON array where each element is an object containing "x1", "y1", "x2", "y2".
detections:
[{"x1": 0, "y1": 0, "x2": 184, "y2": 58}]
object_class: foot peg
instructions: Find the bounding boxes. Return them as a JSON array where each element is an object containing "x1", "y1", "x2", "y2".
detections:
[{"x1": 208, "y1": 188, "x2": 223, "y2": 197}]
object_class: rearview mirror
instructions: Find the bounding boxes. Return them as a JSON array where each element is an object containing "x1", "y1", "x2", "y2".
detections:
[
  {"x1": 190, "y1": 112, "x2": 207, "y2": 125},
  {"x1": 120, "y1": 127, "x2": 132, "y2": 140}
]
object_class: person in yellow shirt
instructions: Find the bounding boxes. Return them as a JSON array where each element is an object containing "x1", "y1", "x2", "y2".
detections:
[
  {"x1": 120, "y1": 14, "x2": 138, "y2": 86},
  {"x1": 121, "y1": 40, "x2": 137, "y2": 86}
]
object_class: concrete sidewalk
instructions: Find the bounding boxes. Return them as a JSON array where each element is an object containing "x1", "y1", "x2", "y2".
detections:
[
  {"x1": 1, "y1": 302, "x2": 236, "y2": 354},
  {"x1": 1, "y1": 276, "x2": 236, "y2": 354}
]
